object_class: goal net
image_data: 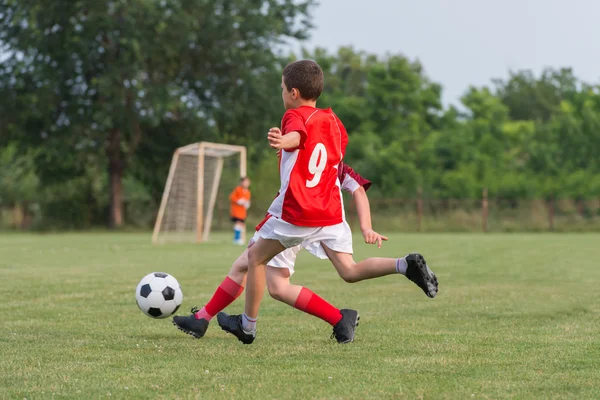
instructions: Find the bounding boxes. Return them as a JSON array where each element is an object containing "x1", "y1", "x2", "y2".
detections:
[{"x1": 152, "y1": 142, "x2": 247, "y2": 244}]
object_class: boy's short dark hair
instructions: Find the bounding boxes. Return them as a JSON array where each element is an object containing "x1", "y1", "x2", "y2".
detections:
[{"x1": 282, "y1": 60, "x2": 324, "y2": 100}]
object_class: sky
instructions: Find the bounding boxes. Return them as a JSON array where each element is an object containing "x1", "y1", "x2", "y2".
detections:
[
  {"x1": 3, "y1": 1, "x2": 597, "y2": 108},
  {"x1": 293, "y1": 0, "x2": 600, "y2": 107}
]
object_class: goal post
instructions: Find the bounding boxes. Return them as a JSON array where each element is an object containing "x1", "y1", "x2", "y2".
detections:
[{"x1": 152, "y1": 142, "x2": 247, "y2": 244}]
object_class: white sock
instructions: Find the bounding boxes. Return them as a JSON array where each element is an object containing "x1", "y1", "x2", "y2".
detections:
[
  {"x1": 396, "y1": 258, "x2": 408, "y2": 275},
  {"x1": 242, "y1": 313, "x2": 257, "y2": 333}
]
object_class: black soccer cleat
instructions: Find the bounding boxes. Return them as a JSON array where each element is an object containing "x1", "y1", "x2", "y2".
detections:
[
  {"x1": 216, "y1": 312, "x2": 255, "y2": 344},
  {"x1": 405, "y1": 253, "x2": 438, "y2": 298},
  {"x1": 331, "y1": 309, "x2": 360, "y2": 344},
  {"x1": 172, "y1": 307, "x2": 209, "y2": 339}
]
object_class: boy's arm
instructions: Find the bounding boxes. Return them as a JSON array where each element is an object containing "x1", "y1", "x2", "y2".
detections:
[
  {"x1": 268, "y1": 128, "x2": 301, "y2": 150},
  {"x1": 353, "y1": 187, "x2": 388, "y2": 248},
  {"x1": 339, "y1": 162, "x2": 387, "y2": 248},
  {"x1": 353, "y1": 187, "x2": 372, "y2": 233},
  {"x1": 268, "y1": 110, "x2": 307, "y2": 151}
]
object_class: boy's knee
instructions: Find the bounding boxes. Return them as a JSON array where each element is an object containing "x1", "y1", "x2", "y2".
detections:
[
  {"x1": 326, "y1": 251, "x2": 358, "y2": 283},
  {"x1": 338, "y1": 268, "x2": 359, "y2": 283},
  {"x1": 247, "y1": 247, "x2": 259, "y2": 268},
  {"x1": 266, "y1": 266, "x2": 291, "y2": 301},
  {"x1": 231, "y1": 258, "x2": 248, "y2": 274},
  {"x1": 267, "y1": 280, "x2": 285, "y2": 301}
]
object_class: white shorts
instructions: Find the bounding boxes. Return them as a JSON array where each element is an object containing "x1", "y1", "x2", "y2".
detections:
[{"x1": 252, "y1": 216, "x2": 353, "y2": 275}]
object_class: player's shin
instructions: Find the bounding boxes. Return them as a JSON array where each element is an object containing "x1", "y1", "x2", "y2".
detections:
[
  {"x1": 324, "y1": 247, "x2": 399, "y2": 282},
  {"x1": 197, "y1": 276, "x2": 244, "y2": 321},
  {"x1": 265, "y1": 266, "x2": 342, "y2": 325},
  {"x1": 244, "y1": 261, "x2": 266, "y2": 322},
  {"x1": 244, "y1": 238, "x2": 286, "y2": 330},
  {"x1": 265, "y1": 266, "x2": 302, "y2": 306},
  {"x1": 293, "y1": 287, "x2": 343, "y2": 326},
  {"x1": 346, "y1": 257, "x2": 407, "y2": 281}
]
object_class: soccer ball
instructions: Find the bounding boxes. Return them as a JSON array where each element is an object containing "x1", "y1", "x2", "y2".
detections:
[{"x1": 136, "y1": 272, "x2": 183, "y2": 319}]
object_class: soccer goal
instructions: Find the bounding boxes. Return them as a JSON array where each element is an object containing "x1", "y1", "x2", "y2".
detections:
[{"x1": 152, "y1": 142, "x2": 247, "y2": 244}]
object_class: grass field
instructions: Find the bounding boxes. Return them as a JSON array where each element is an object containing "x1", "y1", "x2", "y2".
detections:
[{"x1": 1, "y1": 232, "x2": 599, "y2": 399}]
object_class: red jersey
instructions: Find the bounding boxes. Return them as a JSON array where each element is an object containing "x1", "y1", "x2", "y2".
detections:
[
  {"x1": 257, "y1": 162, "x2": 371, "y2": 232},
  {"x1": 268, "y1": 106, "x2": 349, "y2": 227}
]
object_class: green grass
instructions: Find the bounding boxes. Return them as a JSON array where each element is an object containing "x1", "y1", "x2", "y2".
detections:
[{"x1": 1, "y1": 233, "x2": 599, "y2": 399}]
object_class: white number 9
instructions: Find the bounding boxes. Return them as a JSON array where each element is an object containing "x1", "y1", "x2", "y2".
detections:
[{"x1": 306, "y1": 143, "x2": 327, "y2": 188}]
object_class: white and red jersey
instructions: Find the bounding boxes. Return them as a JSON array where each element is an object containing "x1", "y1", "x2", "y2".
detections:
[
  {"x1": 267, "y1": 106, "x2": 349, "y2": 227},
  {"x1": 257, "y1": 162, "x2": 370, "y2": 232},
  {"x1": 339, "y1": 163, "x2": 371, "y2": 194}
]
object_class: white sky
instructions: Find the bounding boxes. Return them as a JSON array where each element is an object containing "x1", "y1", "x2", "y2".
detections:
[
  {"x1": 3, "y1": 1, "x2": 598, "y2": 108},
  {"x1": 294, "y1": 0, "x2": 600, "y2": 106}
]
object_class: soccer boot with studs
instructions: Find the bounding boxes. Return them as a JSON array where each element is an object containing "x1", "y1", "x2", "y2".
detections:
[
  {"x1": 172, "y1": 307, "x2": 210, "y2": 338},
  {"x1": 216, "y1": 312, "x2": 256, "y2": 344},
  {"x1": 331, "y1": 308, "x2": 360, "y2": 344},
  {"x1": 405, "y1": 253, "x2": 439, "y2": 298}
]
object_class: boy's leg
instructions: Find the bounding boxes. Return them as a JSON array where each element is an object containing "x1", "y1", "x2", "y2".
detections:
[
  {"x1": 172, "y1": 247, "x2": 249, "y2": 338},
  {"x1": 266, "y1": 260, "x2": 359, "y2": 343},
  {"x1": 216, "y1": 237, "x2": 285, "y2": 344},
  {"x1": 219, "y1": 217, "x2": 358, "y2": 344},
  {"x1": 221, "y1": 257, "x2": 356, "y2": 343},
  {"x1": 254, "y1": 226, "x2": 358, "y2": 343},
  {"x1": 265, "y1": 266, "x2": 343, "y2": 326},
  {"x1": 245, "y1": 237, "x2": 286, "y2": 320},
  {"x1": 321, "y1": 245, "x2": 439, "y2": 298},
  {"x1": 319, "y1": 249, "x2": 399, "y2": 282},
  {"x1": 195, "y1": 250, "x2": 248, "y2": 320},
  {"x1": 239, "y1": 217, "x2": 324, "y2": 326}
]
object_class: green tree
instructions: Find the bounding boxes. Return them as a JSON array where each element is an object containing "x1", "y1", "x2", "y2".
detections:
[
  {"x1": 493, "y1": 68, "x2": 578, "y2": 122},
  {"x1": 303, "y1": 47, "x2": 443, "y2": 196},
  {"x1": 0, "y1": 143, "x2": 39, "y2": 228},
  {"x1": 0, "y1": 0, "x2": 315, "y2": 227}
]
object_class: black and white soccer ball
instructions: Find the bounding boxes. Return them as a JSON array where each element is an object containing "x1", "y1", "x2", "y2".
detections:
[{"x1": 136, "y1": 272, "x2": 183, "y2": 319}]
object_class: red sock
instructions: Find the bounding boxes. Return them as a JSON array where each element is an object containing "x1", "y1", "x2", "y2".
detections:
[
  {"x1": 294, "y1": 287, "x2": 343, "y2": 326},
  {"x1": 195, "y1": 277, "x2": 244, "y2": 321}
]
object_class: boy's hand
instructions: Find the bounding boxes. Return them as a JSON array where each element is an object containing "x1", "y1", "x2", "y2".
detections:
[
  {"x1": 268, "y1": 127, "x2": 283, "y2": 149},
  {"x1": 362, "y1": 228, "x2": 388, "y2": 248},
  {"x1": 268, "y1": 128, "x2": 301, "y2": 150}
]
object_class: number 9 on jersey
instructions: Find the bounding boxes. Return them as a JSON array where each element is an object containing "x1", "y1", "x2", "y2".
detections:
[{"x1": 306, "y1": 143, "x2": 328, "y2": 188}]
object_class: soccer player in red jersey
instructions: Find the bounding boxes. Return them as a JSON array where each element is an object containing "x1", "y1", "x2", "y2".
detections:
[
  {"x1": 173, "y1": 161, "x2": 383, "y2": 339},
  {"x1": 216, "y1": 61, "x2": 438, "y2": 344},
  {"x1": 173, "y1": 162, "x2": 437, "y2": 342}
]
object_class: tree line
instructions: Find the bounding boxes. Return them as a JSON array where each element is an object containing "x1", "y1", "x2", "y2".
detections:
[{"x1": 1, "y1": 1, "x2": 599, "y2": 229}]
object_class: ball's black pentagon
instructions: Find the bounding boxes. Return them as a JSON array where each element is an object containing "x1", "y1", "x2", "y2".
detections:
[
  {"x1": 154, "y1": 272, "x2": 168, "y2": 278},
  {"x1": 139, "y1": 284, "x2": 152, "y2": 298},
  {"x1": 162, "y1": 286, "x2": 175, "y2": 301},
  {"x1": 147, "y1": 307, "x2": 162, "y2": 318},
  {"x1": 173, "y1": 304, "x2": 181, "y2": 314}
]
